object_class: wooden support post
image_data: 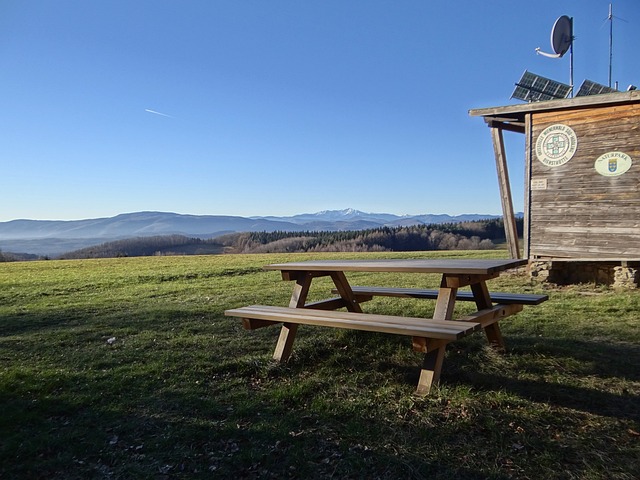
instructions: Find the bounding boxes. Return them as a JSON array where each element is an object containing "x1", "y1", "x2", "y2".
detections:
[
  {"x1": 288, "y1": 273, "x2": 313, "y2": 309},
  {"x1": 523, "y1": 113, "x2": 532, "y2": 259},
  {"x1": 273, "y1": 273, "x2": 313, "y2": 361},
  {"x1": 491, "y1": 126, "x2": 521, "y2": 259},
  {"x1": 470, "y1": 281, "x2": 491, "y2": 309},
  {"x1": 273, "y1": 323, "x2": 298, "y2": 362},
  {"x1": 418, "y1": 274, "x2": 458, "y2": 394},
  {"x1": 330, "y1": 271, "x2": 363, "y2": 313},
  {"x1": 433, "y1": 287, "x2": 457, "y2": 320},
  {"x1": 471, "y1": 281, "x2": 506, "y2": 352},
  {"x1": 416, "y1": 346, "x2": 447, "y2": 396},
  {"x1": 433, "y1": 275, "x2": 458, "y2": 321}
]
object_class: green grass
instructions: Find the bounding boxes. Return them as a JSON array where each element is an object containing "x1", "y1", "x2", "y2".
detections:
[{"x1": 1, "y1": 251, "x2": 638, "y2": 479}]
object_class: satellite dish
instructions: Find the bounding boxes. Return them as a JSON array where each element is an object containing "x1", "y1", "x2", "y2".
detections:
[
  {"x1": 536, "y1": 15, "x2": 573, "y2": 59},
  {"x1": 551, "y1": 15, "x2": 572, "y2": 57},
  {"x1": 535, "y1": 15, "x2": 574, "y2": 96}
]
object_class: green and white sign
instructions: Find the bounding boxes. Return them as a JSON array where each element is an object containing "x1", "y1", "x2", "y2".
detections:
[
  {"x1": 594, "y1": 151, "x2": 633, "y2": 177},
  {"x1": 535, "y1": 124, "x2": 578, "y2": 167}
]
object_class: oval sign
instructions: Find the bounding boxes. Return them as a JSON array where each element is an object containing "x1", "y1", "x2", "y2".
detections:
[
  {"x1": 594, "y1": 151, "x2": 633, "y2": 177},
  {"x1": 535, "y1": 124, "x2": 578, "y2": 167}
]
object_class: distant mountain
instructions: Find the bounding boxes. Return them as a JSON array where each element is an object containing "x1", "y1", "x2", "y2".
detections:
[
  {"x1": 0, "y1": 211, "x2": 298, "y2": 240},
  {"x1": 251, "y1": 208, "x2": 505, "y2": 226},
  {"x1": 0, "y1": 209, "x2": 510, "y2": 257},
  {"x1": 254, "y1": 208, "x2": 401, "y2": 225}
]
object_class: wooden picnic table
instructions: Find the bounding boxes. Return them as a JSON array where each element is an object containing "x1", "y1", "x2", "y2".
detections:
[{"x1": 226, "y1": 258, "x2": 546, "y2": 394}]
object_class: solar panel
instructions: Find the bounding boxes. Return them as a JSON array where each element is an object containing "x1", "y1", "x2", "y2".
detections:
[
  {"x1": 511, "y1": 71, "x2": 572, "y2": 102},
  {"x1": 575, "y1": 79, "x2": 618, "y2": 97}
]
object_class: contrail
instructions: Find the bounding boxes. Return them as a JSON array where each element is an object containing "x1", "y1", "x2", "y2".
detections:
[{"x1": 145, "y1": 108, "x2": 173, "y2": 118}]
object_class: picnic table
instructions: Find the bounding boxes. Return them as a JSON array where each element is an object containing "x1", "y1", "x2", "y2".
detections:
[{"x1": 225, "y1": 258, "x2": 547, "y2": 394}]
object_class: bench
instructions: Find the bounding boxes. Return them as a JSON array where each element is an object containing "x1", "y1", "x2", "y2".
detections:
[
  {"x1": 224, "y1": 302, "x2": 522, "y2": 394},
  {"x1": 225, "y1": 304, "x2": 481, "y2": 340},
  {"x1": 334, "y1": 286, "x2": 548, "y2": 305}
]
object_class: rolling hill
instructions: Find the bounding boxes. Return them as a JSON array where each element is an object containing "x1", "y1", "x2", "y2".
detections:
[{"x1": 0, "y1": 209, "x2": 509, "y2": 257}]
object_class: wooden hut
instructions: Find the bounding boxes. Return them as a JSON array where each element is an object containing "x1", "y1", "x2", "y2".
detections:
[{"x1": 469, "y1": 90, "x2": 640, "y2": 287}]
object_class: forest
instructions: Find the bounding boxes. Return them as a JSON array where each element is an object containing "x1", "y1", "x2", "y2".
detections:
[{"x1": 38, "y1": 217, "x2": 520, "y2": 260}]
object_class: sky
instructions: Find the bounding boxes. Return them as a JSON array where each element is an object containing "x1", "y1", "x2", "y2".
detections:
[{"x1": 2, "y1": 0, "x2": 639, "y2": 221}]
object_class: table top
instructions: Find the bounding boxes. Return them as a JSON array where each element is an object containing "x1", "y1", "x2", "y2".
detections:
[{"x1": 265, "y1": 258, "x2": 528, "y2": 275}]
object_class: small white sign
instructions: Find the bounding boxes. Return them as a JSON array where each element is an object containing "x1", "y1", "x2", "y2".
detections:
[
  {"x1": 594, "y1": 151, "x2": 633, "y2": 177},
  {"x1": 535, "y1": 124, "x2": 578, "y2": 167},
  {"x1": 531, "y1": 178, "x2": 548, "y2": 190}
]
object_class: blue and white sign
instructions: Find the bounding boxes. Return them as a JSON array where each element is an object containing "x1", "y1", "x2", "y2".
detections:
[{"x1": 594, "y1": 151, "x2": 633, "y2": 177}]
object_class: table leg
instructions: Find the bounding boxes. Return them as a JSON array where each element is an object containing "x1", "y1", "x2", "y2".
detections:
[
  {"x1": 273, "y1": 273, "x2": 313, "y2": 361},
  {"x1": 288, "y1": 273, "x2": 313, "y2": 309},
  {"x1": 433, "y1": 287, "x2": 457, "y2": 320},
  {"x1": 330, "y1": 271, "x2": 363, "y2": 313},
  {"x1": 471, "y1": 280, "x2": 506, "y2": 352},
  {"x1": 415, "y1": 339, "x2": 447, "y2": 395},
  {"x1": 416, "y1": 275, "x2": 458, "y2": 394}
]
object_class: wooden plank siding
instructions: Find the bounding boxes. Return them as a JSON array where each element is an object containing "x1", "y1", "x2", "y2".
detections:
[{"x1": 529, "y1": 103, "x2": 640, "y2": 259}]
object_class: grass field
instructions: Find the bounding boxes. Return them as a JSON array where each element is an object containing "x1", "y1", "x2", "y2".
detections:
[{"x1": 1, "y1": 251, "x2": 638, "y2": 479}]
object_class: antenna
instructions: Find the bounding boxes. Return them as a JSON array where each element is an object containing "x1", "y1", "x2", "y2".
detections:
[
  {"x1": 604, "y1": 3, "x2": 629, "y2": 88},
  {"x1": 536, "y1": 15, "x2": 574, "y2": 96},
  {"x1": 608, "y1": 3, "x2": 613, "y2": 87}
]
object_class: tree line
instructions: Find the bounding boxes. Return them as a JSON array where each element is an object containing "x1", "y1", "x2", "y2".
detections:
[
  {"x1": 1, "y1": 217, "x2": 521, "y2": 261},
  {"x1": 217, "y1": 218, "x2": 519, "y2": 254},
  {"x1": 57, "y1": 235, "x2": 224, "y2": 260},
  {"x1": 0, "y1": 249, "x2": 40, "y2": 262}
]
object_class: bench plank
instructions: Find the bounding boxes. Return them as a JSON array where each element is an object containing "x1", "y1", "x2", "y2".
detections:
[
  {"x1": 225, "y1": 305, "x2": 480, "y2": 340},
  {"x1": 337, "y1": 286, "x2": 548, "y2": 305},
  {"x1": 458, "y1": 303, "x2": 523, "y2": 327}
]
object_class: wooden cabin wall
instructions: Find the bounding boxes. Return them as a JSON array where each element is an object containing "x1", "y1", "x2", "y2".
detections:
[{"x1": 529, "y1": 103, "x2": 640, "y2": 259}]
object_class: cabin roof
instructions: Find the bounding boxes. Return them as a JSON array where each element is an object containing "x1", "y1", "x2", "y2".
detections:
[{"x1": 469, "y1": 90, "x2": 640, "y2": 126}]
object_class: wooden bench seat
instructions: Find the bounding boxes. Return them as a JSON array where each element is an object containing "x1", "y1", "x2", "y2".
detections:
[
  {"x1": 225, "y1": 304, "x2": 481, "y2": 340},
  {"x1": 225, "y1": 303, "x2": 522, "y2": 395},
  {"x1": 335, "y1": 286, "x2": 548, "y2": 305}
]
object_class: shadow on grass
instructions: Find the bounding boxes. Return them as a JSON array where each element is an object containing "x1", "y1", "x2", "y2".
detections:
[
  {"x1": 0, "y1": 309, "x2": 89, "y2": 337},
  {"x1": 444, "y1": 335, "x2": 640, "y2": 421},
  {"x1": 283, "y1": 328, "x2": 640, "y2": 423},
  {"x1": 0, "y1": 365, "x2": 506, "y2": 479},
  {"x1": 456, "y1": 370, "x2": 639, "y2": 421},
  {"x1": 0, "y1": 304, "x2": 236, "y2": 341},
  {"x1": 2, "y1": 306, "x2": 638, "y2": 479}
]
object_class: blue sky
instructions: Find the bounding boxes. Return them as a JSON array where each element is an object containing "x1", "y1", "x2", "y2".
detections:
[{"x1": 2, "y1": 1, "x2": 638, "y2": 221}]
